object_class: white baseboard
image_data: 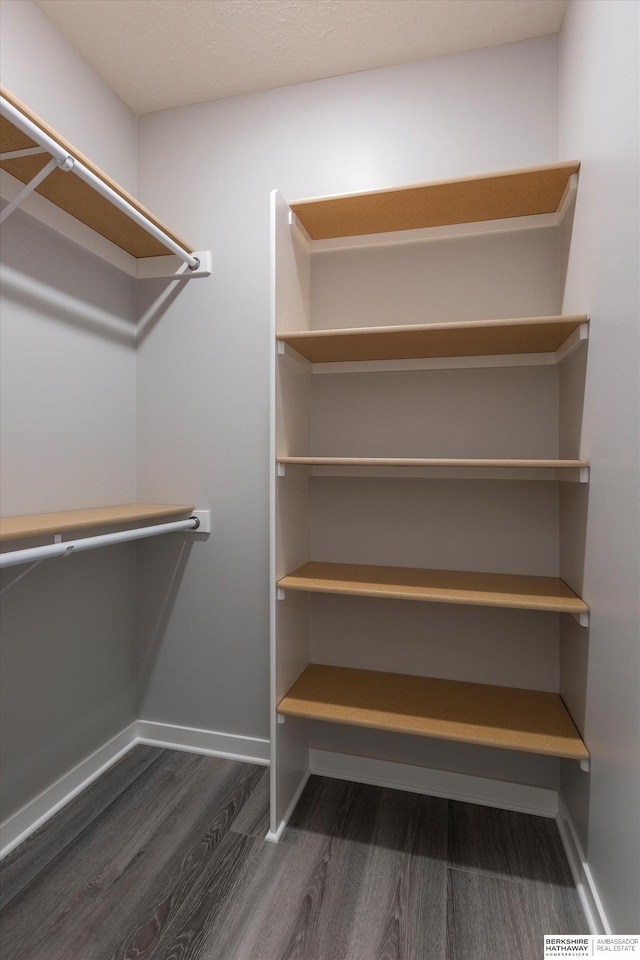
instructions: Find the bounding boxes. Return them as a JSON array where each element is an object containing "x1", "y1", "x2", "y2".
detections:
[
  {"x1": 309, "y1": 749, "x2": 558, "y2": 818},
  {"x1": 0, "y1": 723, "x2": 138, "y2": 859},
  {"x1": 556, "y1": 795, "x2": 611, "y2": 935},
  {"x1": 135, "y1": 719, "x2": 270, "y2": 766},
  {"x1": 265, "y1": 769, "x2": 311, "y2": 843},
  {"x1": 0, "y1": 720, "x2": 270, "y2": 860}
]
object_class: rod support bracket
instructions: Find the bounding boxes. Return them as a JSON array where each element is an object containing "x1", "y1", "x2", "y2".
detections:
[
  {"x1": 57, "y1": 155, "x2": 74, "y2": 172},
  {"x1": 189, "y1": 509, "x2": 211, "y2": 535}
]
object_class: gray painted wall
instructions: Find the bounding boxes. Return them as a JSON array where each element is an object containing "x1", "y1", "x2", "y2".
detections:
[
  {"x1": 558, "y1": 0, "x2": 640, "y2": 933},
  {"x1": 0, "y1": 0, "x2": 138, "y2": 821}
]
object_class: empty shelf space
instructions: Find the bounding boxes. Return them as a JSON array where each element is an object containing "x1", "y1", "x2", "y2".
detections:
[
  {"x1": 277, "y1": 561, "x2": 588, "y2": 615},
  {"x1": 277, "y1": 315, "x2": 587, "y2": 364},
  {"x1": 278, "y1": 456, "x2": 589, "y2": 469},
  {"x1": 277, "y1": 664, "x2": 589, "y2": 761},
  {"x1": 0, "y1": 503, "x2": 195, "y2": 542},
  {"x1": 290, "y1": 161, "x2": 580, "y2": 240},
  {"x1": 0, "y1": 86, "x2": 193, "y2": 260}
]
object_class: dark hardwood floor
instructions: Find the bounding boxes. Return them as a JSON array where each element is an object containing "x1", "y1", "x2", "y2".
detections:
[{"x1": 0, "y1": 747, "x2": 587, "y2": 960}]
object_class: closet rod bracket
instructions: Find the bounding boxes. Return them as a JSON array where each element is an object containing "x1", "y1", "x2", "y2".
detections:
[{"x1": 189, "y1": 509, "x2": 211, "y2": 534}]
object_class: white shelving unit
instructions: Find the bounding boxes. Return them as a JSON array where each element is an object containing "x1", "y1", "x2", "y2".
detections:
[{"x1": 270, "y1": 162, "x2": 590, "y2": 839}]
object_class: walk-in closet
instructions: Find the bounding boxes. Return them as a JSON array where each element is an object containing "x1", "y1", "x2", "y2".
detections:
[{"x1": 1, "y1": 1, "x2": 638, "y2": 957}]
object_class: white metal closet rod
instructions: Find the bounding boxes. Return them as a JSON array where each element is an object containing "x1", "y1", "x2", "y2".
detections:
[
  {"x1": 0, "y1": 97, "x2": 200, "y2": 270},
  {"x1": 0, "y1": 518, "x2": 198, "y2": 569}
]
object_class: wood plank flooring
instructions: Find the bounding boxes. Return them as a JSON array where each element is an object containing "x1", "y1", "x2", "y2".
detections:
[{"x1": 0, "y1": 747, "x2": 587, "y2": 960}]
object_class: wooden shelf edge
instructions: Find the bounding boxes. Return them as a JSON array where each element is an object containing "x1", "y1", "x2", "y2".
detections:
[
  {"x1": 277, "y1": 664, "x2": 589, "y2": 761},
  {"x1": 278, "y1": 457, "x2": 589, "y2": 469},
  {"x1": 0, "y1": 503, "x2": 195, "y2": 543},
  {"x1": 277, "y1": 562, "x2": 588, "y2": 615},
  {"x1": 277, "y1": 315, "x2": 588, "y2": 342}
]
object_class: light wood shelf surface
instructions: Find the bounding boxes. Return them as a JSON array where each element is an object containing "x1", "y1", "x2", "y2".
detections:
[
  {"x1": 278, "y1": 561, "x2": 588, "y2": 614},
  {"x1": 0, "y1": 503, "x2": 195, "y2": 543},
  {"x1": 277, "y1": 315, "x2": 587, "y2": 364},
  {"x1": 278, "y1": 664, "x2": 589, "y2": 761},
  {"x1": 290, "y1": 161, "x2": 580, "y2": 240},
  {"x1": 278, "y1": 456, "x2": 589, "y2": 469},
  {"x1": 0, "y1": 86, "x2": 193, "y2": 259}
]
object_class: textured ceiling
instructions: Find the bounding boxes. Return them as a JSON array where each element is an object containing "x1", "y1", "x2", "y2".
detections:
[{"x1": 35, "y1": 0, "x2": 567, "y2": 115}]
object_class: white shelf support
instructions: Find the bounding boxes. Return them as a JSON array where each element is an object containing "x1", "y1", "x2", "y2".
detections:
[
  {"x1": 277, "y1": 714, "x2": 286, "y2": 724},
  {"x1": 0, "y1": 145, "x2": 47, "y2": 161},
  {"x1": 571, "y1": 611, "x2": 590, "y2": 627},
  {"x1": 580, "y1": 758, "x2": 590, "y2": 773},
  {"x1": 277, "y1": 588, "x2": 286, "y2": 600},
  {"x1": 0, "y1": 156, "x2": 59, "y2": 225},
  {"x1": 554, "y1": 323, "x2": 589, "y2": 363}
]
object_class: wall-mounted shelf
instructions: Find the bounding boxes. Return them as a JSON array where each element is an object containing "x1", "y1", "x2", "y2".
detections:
[
  {"x1": 0, "y1": 503, "x2": 194, "y2": 543},
  {"x1": 277, "y1": 457, "x2": 589, "y2": 482},
  {"x1": 277, "y1": 664, "x2": 589, "y2": 761},
  {"x1": 0, "y1": 86, "x2": 210, "y2": 279},
  {"x1": 277, "y1": 561, "x2": 588, "y2": 615},
  {"x1": 277, "y1": 315, "x2": 588, "y2": 366},
  {"x1": 291, "y1": 161, "x2": 580, "y2": 248}
]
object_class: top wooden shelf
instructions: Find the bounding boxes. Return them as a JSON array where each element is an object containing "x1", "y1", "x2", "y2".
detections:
[
  {"x1": 291, "y1": 161, "x2": 580, "y2": 240},
  {"x1": 0, "y1": 86, "x2": 193, "y2": 260},
  {"x1": 0, "y1": 504, "x2": 195, "y2": 543}
]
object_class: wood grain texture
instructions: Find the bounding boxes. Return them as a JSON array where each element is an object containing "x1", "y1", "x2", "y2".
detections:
[
  {"x1": 277, "y1": 315, "x2": 587, "y2": 362},
  {"x1": 278, "y1": 456, "x2": 589, "y2": 469},
  {"x1": 229, "y1": 766, "x2": 271, "y2": 840},
  {"x1": 0, "y1": 85, "x2": 193, "y2": 258},
  {"x1": 0, "y1": 745, "x2": 164, "y2": 911},
  {"x1": 277, "y1": 665, "x2": 589, "y2": 760},
  {"x1": 447, "y1": 801, "x2": 576, "y2": 885},
  {"x1": 445, "y1": 868, "x2": 588, "y2": 960},
  {"x1": 277, "y1": 561, "x2": 588, "y2": 614},
  {"x1": 290, "y1": 162, "x2": 580, "y2": 239},
  {"x1": 0, "y1": 752, "x2": 587, "y2": 960},
  {"x1": 0, "y1": 752, "x2": 257, "y2": 960},
  {"x1": 235, "y1": 777, "x2": 448, "y2": 960},
  {"x1": 0, "y1": 503, "x2": 195, "y2": 542}
]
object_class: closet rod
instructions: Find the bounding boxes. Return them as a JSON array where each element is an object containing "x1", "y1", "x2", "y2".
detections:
[
  {"x1": 0, "y1": 517, "x2": 199, "y2": 569},
  {"x1": 0, "y1": 96, "x2": 200, "y2": 270}
]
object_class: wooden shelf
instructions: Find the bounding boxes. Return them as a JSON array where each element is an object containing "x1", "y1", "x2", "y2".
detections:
[
  {"x1": 278, "y1": 664, "x2": 589, "y2": 761},
  {"x1": 0, "y1": 503, "x2": 195, "y2": 543},
  {"x1": 278, "y1": 456, "x2": 588, "y2": 470},
  {"x1": 277, "y1": 561, "x2": 588, "y2": 615},
  {"x1": 291, "y1": 162, "x2": 580, "y2": 240},
  {"x1": 0, "y1": 86, "x2": 193, "y2": 260},
  {"x1": 277, "y1": 315, "x2": 587, "y2": 364}
]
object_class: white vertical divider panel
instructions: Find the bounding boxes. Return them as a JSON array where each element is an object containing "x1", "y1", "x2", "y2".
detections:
[{"x1": 269, "y1": 191, "x2": 312, "y2": 837}]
